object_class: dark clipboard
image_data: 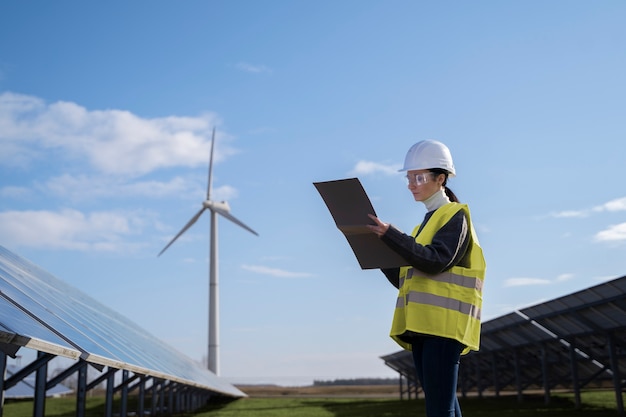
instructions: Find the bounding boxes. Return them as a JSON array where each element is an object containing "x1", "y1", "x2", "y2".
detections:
[{"x1": 314, "y1": 178, "x2": 409, "y2": 270}]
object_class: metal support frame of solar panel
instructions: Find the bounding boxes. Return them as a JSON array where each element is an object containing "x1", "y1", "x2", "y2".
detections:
[
  {"x1": 380, "y1": 351, "x2": 420, "y2": 399},
  {"x1": 380, "y1": 276, "x2": 626, "y2": 415},
  {"x1": 458, "y1": 278, "x2": 624, "y2": 405},
  {"x1": 2, "y1": 363, "x2": 72, "y2": 399},
  {"x1": 517, "y1": 277, "x2": 626, "y2": 413},
  {"x1": 0, "y1": 245, "x2": 245, "y2": 416}
]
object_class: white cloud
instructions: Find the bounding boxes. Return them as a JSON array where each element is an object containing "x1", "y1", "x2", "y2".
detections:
[
  {"x1": 505, "y1": 274, "x2": 578, "y2": 287},
  {"x1": 241, "y1": 264, "x2": 314, "y2": 278},
  {"x1": 550, "y1": 196, "x2": 626, "y2": 219},
  {"x1": 0, "y1": 185, "x2": 32, "y2": 199},
  {"x1": 556, "y1": 273, "x2": 574, "y2": 282},
  {"x1": 235, "y1": 62, "x2": 272, "y2": 74},
  {"x1": 551, "y1": 210, "x2": 589, "y2": 218},
  {"x1": 504, "y1": 277, "x2": 551, "y2": 287},
  {"x1": 0, "y1": 209, "x2": 150, "y2": 251},
  {"x1": 39, "y1": 173, "x2": 238, "y2": 203},
  {"x1": 594, "y1": 222, "x2": 626, "y2": 242},
  {"x1": 211, "y1": 185, "x2": 239, "y2": 202},
  {"x1": 349, "y1": 161, "x2": 401, "y2": 176},
  {"x1": 593, "y1": 197, "x2": 626, "y2": 212},
  {"x1": 550, "y1": 197, "x2": 626, "y2": 245},
  {"x1": 592, "y1": 274, "x2": 621, "y2": 283},
  {"x1": 43, "y1": 174, "x2": 193, "y2": 200},
  {"x1": 0, "y1": 92, "x2": 230, "y2": 176}
]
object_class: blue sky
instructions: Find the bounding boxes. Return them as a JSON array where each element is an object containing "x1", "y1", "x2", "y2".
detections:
[{"x1": 1, "y1": 1, "x2": 625, "y2": 385}]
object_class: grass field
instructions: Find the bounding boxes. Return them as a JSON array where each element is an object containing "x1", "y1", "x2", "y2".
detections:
[
  {"x1": 195, "y1": 386, "x2": 623, "y2": 417},
  {"x1": 2, "y1": 386, "x2": 623, "y2": 416}
]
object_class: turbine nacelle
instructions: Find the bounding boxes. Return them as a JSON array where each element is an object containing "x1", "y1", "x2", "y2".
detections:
[{"x1": 203, "y1": 200, "x2": 230, "y2": 213}]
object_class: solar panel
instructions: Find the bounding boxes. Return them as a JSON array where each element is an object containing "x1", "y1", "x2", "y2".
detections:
[
  {"x1": 0, "y1": 289, "x2": 81, "y2": 359},
  {"x1": 0, "y1": 244, "x2": 244, "y2": 397},
  {"x1": 381, "y1": 275, "x2": 626, "y2": 413}
]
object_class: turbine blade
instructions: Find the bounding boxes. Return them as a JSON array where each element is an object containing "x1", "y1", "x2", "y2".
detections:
[
  {"x1": 217, "y1": 210, "x2": 259, "y2": 236},
  {"x1": 207, "y1": 127, "x2": 216, "y2": 200},
  {"x1": 157, "y1": 207, "x2": 207, "y2": 256}
]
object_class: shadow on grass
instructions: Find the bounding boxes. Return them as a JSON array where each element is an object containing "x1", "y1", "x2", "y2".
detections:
[
  {"x1": 11, "y1": 393, "x2": 616, "y2": 417},
  {"x1": 2, "y1": 395, "x2": 240, "y2": 417},
  {"x1": 197, "y1": 397, "x2": 327, "y2": 416},
  {"x1": 313, "y1": 395, "x2": 620, "y2": 417},
  {"x1": 315, "y1": 398, "x2": 420, "y2": 417}
]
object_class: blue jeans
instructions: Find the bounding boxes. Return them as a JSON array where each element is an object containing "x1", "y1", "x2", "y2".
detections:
[{"x1": 411, "y1": 335, "x2": 464, "y2": 417}]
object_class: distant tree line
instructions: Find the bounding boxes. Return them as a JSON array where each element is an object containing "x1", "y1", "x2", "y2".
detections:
[{"x1": 313, "y1": 377, "x2": 399, "y2": 386}]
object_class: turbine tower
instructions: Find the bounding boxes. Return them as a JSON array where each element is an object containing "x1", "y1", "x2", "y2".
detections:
[{"x1": 158, "y1": 127, "x2": 258, "y2": 375}]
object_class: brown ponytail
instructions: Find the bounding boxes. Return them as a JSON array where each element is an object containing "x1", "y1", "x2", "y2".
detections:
[
  {"x1": 444, "y1": 186, "x2": 459, "y2": 203},
  {"x1": 429, "y1": 168, "x2": 460, "y2": 203}
]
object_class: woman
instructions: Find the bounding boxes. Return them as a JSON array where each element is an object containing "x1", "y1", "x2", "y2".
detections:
[{"x1": 367, "y1": 140, "x2": 486, "y2": 417}]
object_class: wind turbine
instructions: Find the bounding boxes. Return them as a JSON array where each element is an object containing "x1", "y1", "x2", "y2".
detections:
[{"x1": 158, "y1": 127, "x2": 258, "y2": 375}]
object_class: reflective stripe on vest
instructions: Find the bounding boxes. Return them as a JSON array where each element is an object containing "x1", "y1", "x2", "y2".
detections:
[
  {"x1": 389, "y1": 202, "x2": 486, "y2": 354},
  {"x1": 396, "y1": 291, "x2": 482, "y2": 320},
  {"x1": 399, "y1": 268, "x2": 484, "y2": 293}
]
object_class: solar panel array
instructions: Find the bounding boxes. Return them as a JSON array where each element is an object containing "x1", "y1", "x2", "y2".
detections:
[
  {"x1": 381, "y1": 276, "x2": 626, "y2": 413},
  {"x1": 0, "y1": 244, "x2": 244, "y2": 414}
]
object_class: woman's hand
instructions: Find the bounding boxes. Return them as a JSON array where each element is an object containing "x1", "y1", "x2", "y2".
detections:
[{"x1": 367, "y1": 214, "x2": 390, "y2": 237}]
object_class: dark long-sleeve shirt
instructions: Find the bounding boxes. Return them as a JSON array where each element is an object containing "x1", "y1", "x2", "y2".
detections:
[{"x1": 380, "y1": 209, "x2": 470, "y2": 289}]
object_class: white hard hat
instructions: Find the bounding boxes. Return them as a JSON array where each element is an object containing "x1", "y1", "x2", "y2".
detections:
[{"x1": 399, "y1": 139, "x2": 456, "y2": 177}]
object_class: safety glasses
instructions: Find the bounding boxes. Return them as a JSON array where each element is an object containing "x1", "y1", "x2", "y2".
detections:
[{"x1": 405, "y1": 172, "x2": 434, "y2": 186}]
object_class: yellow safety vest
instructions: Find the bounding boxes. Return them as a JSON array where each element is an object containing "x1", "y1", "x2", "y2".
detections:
[{"x1": 390, "y1": 202, "x2": 486, "y2": 354}]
